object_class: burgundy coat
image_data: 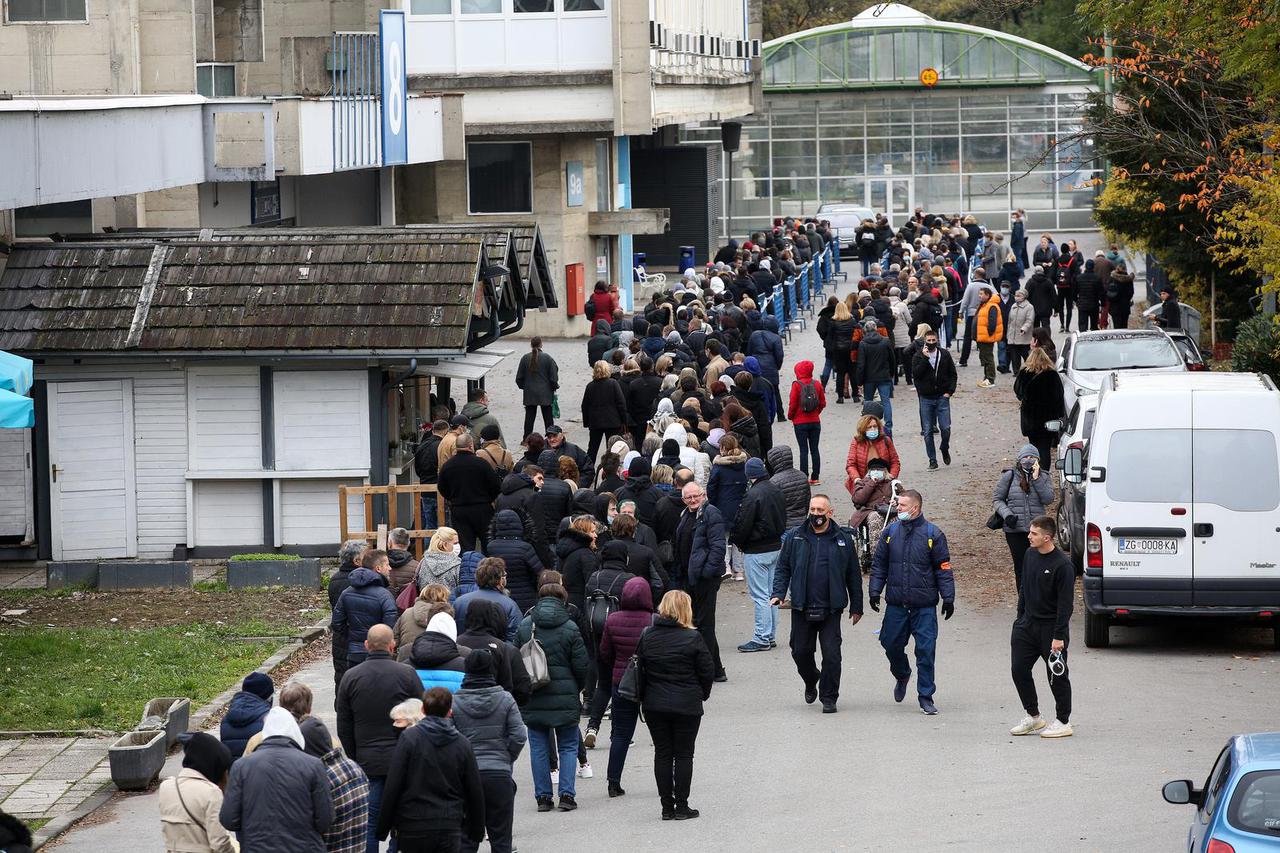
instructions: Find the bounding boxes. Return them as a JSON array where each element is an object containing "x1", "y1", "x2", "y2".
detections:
[{"x1": 596, "y1": 577, "x2": 656, "y2": 686}]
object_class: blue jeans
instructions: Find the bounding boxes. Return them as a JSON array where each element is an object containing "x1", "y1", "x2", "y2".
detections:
[
  {"x1": 743, "y1": 550, "x2": 780, "y2": 644},
  {"x1": 365, "y1": 776, "x2": 397, "y2": 853},
  {"x1": 820, "y1": 356, "x2": 833, "y2": 385},
  {"x1": 863, "y1": 381, "x2": 894, "y2": 436},
  {"x1": 420, "y1": 497, "x2": 438, "y2": 531},
  {"x1": 998, "y1": 338, "x2": 1008, "y2": 370},
  {"x1": 793, "y1": 421, "x2": 821, "y2": 479},
  {"x1": 880, "y1": 604, "x2": 939, "y2": 699},
  {"x1": 918, "y1": 396, "x2": 952, "y2": 464},
  {"x1": 528, "y1": 724, "x2": 579, "y2": 800}
]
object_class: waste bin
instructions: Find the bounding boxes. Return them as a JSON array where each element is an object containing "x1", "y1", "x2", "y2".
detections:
[
  {"x1": 679, "y1": 246, "x2": 696, "y2": 271},
  {"x1": 632, "y1": 252, "x2": 646, "y2": 282}
]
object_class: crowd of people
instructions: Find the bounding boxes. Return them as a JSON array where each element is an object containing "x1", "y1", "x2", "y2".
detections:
[{"x1": 153, "y1": 209, "x2": 1093, "y2": 853}]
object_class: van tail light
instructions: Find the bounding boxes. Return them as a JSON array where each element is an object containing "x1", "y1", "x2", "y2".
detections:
[
  {"x1": 1068, "y1": 440, "x2": 1084, "y2": 451},
  {"x1": 1207, "y1": 839, "x2": 1236, "y2": 853},
  {"x1": 1187, "y1": 362, "x2": 1207, "y2": 372},
  {"x1": 1086, "y1": 523, "x2": 1103, "y2": 569},
  {"x1": 1260, "y1": 611, "x2": 1274, "y2": 619}
]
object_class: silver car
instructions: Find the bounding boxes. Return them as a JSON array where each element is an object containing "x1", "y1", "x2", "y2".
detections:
[
  {"x1": 816, "y1": 203, "x2": 875, "y2": 256},
  {"x1": 1056, "y1": 329, "x2": 1186, "y2": 413}
]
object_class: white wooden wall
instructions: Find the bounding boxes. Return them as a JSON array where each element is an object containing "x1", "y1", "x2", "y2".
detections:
[
  {"x1": 193, "y1": 480, "x2": 265, "y2": 546},
  {"x1": 187, "y1": 366, "x2": 262, "y2": 470},
  {"x1": 0, "y1": 430, "x2": 32, "y2": 541},
  {"x1": 273, "y1": 371, "x2": 370, "y2": 470}
]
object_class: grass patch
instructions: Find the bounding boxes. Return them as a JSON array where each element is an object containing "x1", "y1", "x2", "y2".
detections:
[
  {"x1": 24, "y1": 817, "x2": 50, "y2": 833},
  {"x1": 192, "y1": 578, "x2": 228, "y2": 592},
  {"x1": 0, "y1": 625, "x2": 276, "y2": 732}
]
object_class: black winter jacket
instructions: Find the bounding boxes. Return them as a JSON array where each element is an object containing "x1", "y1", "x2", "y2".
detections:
[
  {"x1": 766, "y1": 445, "x2": 811, "y2": 529},
  {"x1": 1074, "y1": 271, "x2": 1103, "y2": 311},
  {"x1": 437, "y1": 451, "x2": 501, "y2": 508},
  {"x1": 457, "y1": 599, "x2": 533, "y2": 706},
  {"x1": 610, "y1": 534, "x2": 668, "y2": 604},
  {"x1": 626, "y1": 372, "x2": 664, "y2": 428},
  {"x1": 486, "y1": 509, "x2": 545, "y2": 613},
  {"x1": 581, "y1": 377, "x2": 628, "y2": 430},
  {"x1": 728, "y1": 413, "x2": 761, "y2": 460},
  {"x1": 911, "y1": 347, "x2": 958, "y2": 398},
  {"x1": 638, "y1": 616, "x2": 714, "y2": 716},
  {"x1": 555, "y1": 527, "x2": 599, "y2": 618},
  {"x1": 515, "y1": 598, "x2": 589, "y2": 728},
  {"x1": 377, "y1": 717, "x2": 485, "y2": 843},
  {"x1": 855, "y1": 328, "x2": 894, "y2": 385},
  {"x1": 413, "y1": 433, "x2": 443, "y2": 484},
  {"x1": 615, "y1": 475, "x2": 662, "y2": 528},
  {"x1": 534, "y1": 475, "x2": 575, "y2": 544},
  {"x1": 772, "y1": 521, "x2": 863, "y2": 615},
  {"x1": 730, "y1": 478, "x2": 787, "y2": 553},
  {"x1": 1026, "y1": 270, "x2": 1056, "y2": 317},
  {"x1": 826, "y1": 317, "x2": 856, "y2": 354},
  {"x1": 220, "y1": 738, "x2": 333, "y2": 853},
  {"x1": 335, "y1": 651, "x2": 422, "y2": 777},
  {"x1": 1014, "y1": 369, "x2": 1065, "y2": 437},
  {"x1": 332, "y1": 568, "x2": 398, "y2": 657}
]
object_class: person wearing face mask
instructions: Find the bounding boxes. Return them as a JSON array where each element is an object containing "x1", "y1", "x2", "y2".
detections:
[
  {"x1": 910, "y1": 328, "x2": 957, "y2": 471},
  {"x1": 868, "y1": 490, "x2": 954, "y2": 716},
  {"x1": 417, "y1": 527, "x2": 463, "y2": 593},
  {"x1": 1005, "y1": 288, "x2": 1035, "y2": 374},
  {"x1": 848, "y1": 457, "x2": 894, "y2": 540},
  {"x1": 770, "y1": 494, "x2": 864, "y2": 714},
  {"x1": 843, "y1": 414, "x2": 900, "y2": 498},
  {"x1": 993, "y1": 445, "x2": 1055, "y2": 591}
]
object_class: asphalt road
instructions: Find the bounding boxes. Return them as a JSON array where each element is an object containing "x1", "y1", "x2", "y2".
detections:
[{"x1": 49, "y1": 233, "x2": 1279, "y2": 852}]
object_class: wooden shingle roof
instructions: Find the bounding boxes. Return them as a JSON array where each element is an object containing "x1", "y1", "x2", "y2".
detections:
[{"x1": 0, "y1": 234, "x2": 488, "y2": 355}]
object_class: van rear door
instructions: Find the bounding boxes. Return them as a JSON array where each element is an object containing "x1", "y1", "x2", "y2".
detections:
[
  {"x1": 1190, "y1": 390, "x2": 1280, "y2": 606},
  {"x1": 1095, "y1": 401, "x2": 1194, "y2": 606}
]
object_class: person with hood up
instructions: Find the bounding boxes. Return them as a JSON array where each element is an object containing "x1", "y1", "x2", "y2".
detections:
[
  {"x1": 451, "y1": 550, "x2": 482, "y2": 602},
  {"x1": 647, "y1": 396, "x2": 678, "y2": 440},
  {"x1": 516, "y1": 576, "x2": 589, "y2": 812},
  {"x1": 787, "y1": 360, "x2": 826, "y2": 486},
  {"x1": 615, "y1": 456, "x2": 662, "y2": 528},
  {"x1": 731, "y1": 369, "x2": 773, "y2": 455},
  {"x1": 220, "y1": 672, "x2": 274, "y2": 762},
  {"x1": 706, "y1": 435, "x2": 749, "y2": 582},
  {"x1": 451, "y1": 649, "x2": 527, "y2": 853},
  {"x1": 416, "y1": 527, "x2": 462, "y2": 594},
  {"x1": 766, "y1": 445, "x2": 811, "y2": 530},
  {"x1": 385, "y1": 527, "x2": 419, "y2": 599},
  {"x1": 334, "y1": 550, "x2": 399, "y2": 670},
  {"x1": 855, "y1": 319, "x2": 896, "y2": 437},
  {"x1": 595, "y1": 576, "x2": 656, "y2": 797},
  {"x1": 454, "y1": 554, "x2": 523, "y2": 642},
  {"x1": 720, "y1": 400, "x2": 760, "y2": 461},
  {"x1": 461, "y1": 387, "x2": 503, "y2": 447},
  {"x1": 159, "y1": 732, "x2": 237, "y2": 853},
  {"x1": 581, "y1": 538, "x2": 638, "y2": 748},
  {"x1": 731, "y1": 457, "x2": 787, "y2": 653},
  {"x1": 409, "y1": 609, "x2": 468, "y2": 696},
  {"x1": 377, "y1": 688, "x2": 486, "y2": 852},
  {"x1": 393, "y1": 583, "x2": 450, "y2": 662},
  {"x1": 747, "y1": 316, "x2": 786, "y2": 422},
  {"x1": 330, "y1": 539, "x2": 368, "y2": 692},
  {"x1": 586, "y1": 319, "x2": 614, "y2": 367},
  {"x1": 1025, "y1": 264, "x2": 1056, "y2": 329},
  {"x1": 994, "y1": 444, "x2": 1056, "y2": 590},
  {"x1": 456, "y1": 599, "x2": 533, "y2": 707},
  {"x1": 650, "y1": 421, "x2": 709, "y2": 488},
  {"x1": 581, "y1": 360, "x2": 628, "y2": 465},
  {"x1": 221, "y1": 707, "x2": 333, "y2": 852},
  {"x1": 1006, "y1": 288, "x2": 1035, "y2": 374},
  {"x1": 1073, "y1": 258, "x2": 1103, "y2": 332},
  {"x1": 741, "y1": 355, "x2": 778, "y2": 424}
]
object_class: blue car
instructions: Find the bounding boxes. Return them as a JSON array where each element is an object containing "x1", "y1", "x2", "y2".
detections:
[{"x1": 1163, "y1": 733, "x2": 1280, "y2": 852}]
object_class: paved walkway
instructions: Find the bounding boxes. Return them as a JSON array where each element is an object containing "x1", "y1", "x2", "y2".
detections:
[
  {"x1": 0, "y1": 565, "x2": 46, "y2": 590},
  {"x1": 0, "y1": 738, "x2": 112, "y2": 823}
]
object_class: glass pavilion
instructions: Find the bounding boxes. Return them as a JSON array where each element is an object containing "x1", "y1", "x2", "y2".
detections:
[{"x1": 681, "y1": 3, "x2": 1102, "y2": 240}]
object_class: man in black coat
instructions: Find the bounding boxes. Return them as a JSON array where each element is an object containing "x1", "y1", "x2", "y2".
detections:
[
  {"x1": 731, "y1": 458, "x2": 787, "y2": 653},
  {"x1": 911, "y1": 328, "x2": 958, "y2": 471},
  {"x1": 329, "y1": 539, "x2": 368, "y2": 694},
  {"x1": 546, "y1": 425, "x2": 594, "y2": 488},
  {"x1": 855, "y1": 321, "x2": 896, "y2": 436},
  {"x1": 414, "y1": 419, "x2": 448, "y2": 529},
  {"x1": 377, "y1": 688, "x2": 485, "y2": 851},
  {"x1": 437, "y1": 433, "x2": 502, "y2": 553},
  {"x1": 1154, "y1": 284, "x2": 1182, "y2": 330},
  {"x1": 615, "y1": 457, "x2": 663, "y2": 528},
  {"x1": 625, "y1": 355, "x2": 664, "y2": 448},
  {"x1": 1074, "y1": 259, "x2": 1103, "y2": 331},
  {"x1": 336, "y1": 625, "x2": 422, "y2": 853}
]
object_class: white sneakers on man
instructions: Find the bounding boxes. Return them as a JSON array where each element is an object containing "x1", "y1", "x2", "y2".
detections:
[
  {"x1": 1040, "y1": 720, "x2": 1073, "y2": 738},
  {"x1": 1010, "y1": 715, "x2": 1046, "y2": 736}
]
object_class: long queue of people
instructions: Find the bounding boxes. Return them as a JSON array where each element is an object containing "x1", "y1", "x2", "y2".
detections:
[{"x1": 155, "y1": 210, "x2": 1081, "y2": 853}]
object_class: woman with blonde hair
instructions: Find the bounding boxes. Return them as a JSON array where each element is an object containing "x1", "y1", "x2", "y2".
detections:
[
  {"x1": 825, "y1": 300, "x2": 857, "y2": 403},
  {"x1": 638, "y1": 590, "x2": 714, "y2": 821},
  {"x1": 581, "y1": 359, "x2": 628, "y2": 465},
  {"x1": 416, "y1": 527, "x2": 461, "y2": 591},
  {"x1": 843, "y1": 413, "x2": 901, "y2": 495}
]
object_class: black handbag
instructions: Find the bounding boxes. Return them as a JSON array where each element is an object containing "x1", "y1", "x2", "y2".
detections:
[
  {"x1": 617, "y1": 629, "x2": 649, "y2": 704},
  {"x1": 986, "y1": 511, "x2": 1004, "y2": 531}
]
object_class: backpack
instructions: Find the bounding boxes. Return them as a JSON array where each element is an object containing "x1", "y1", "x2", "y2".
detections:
[
  {"x1": 795, "y1": 380, "x2": 819, "y2": 413},
  {"x1": 520, "y1": 622, "x2": 551, "y2": 691},
  {"x1": 585, "y1": 589, "x2": 621, "y2": 646}
]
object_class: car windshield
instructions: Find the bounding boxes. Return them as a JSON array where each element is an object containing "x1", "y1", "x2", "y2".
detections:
[
  {"x1": 1227, "y1": 769, "x2": 1280, "y2": 837},
  {"x1": 1072, "y1": 336, "x2": 1182, "y2": 371}
]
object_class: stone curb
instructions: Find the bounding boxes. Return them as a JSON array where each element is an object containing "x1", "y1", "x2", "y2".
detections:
[{"x1": 33, "y1": 619, "x2": 331, "y2": 849}]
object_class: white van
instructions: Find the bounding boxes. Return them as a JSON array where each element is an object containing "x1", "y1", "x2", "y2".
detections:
[{"x1": 1062, "y1": 372, "x2": 1280, "y2": 649}]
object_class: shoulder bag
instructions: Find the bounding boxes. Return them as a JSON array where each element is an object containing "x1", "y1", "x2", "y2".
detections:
[
  {"x1": 616, "y1": 627, "x2": 650, "y2": 704},
  {"x1": 986, "y1": 470, "x2": 1012, "y2": 530},
  {"x1": 520, "y1": 622, "x2": 551, "y2": 691}
]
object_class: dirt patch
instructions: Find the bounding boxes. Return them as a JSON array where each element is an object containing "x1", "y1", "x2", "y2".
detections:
[{"x1": 0, "y1": 587, "x2": 328, "y2": 633}]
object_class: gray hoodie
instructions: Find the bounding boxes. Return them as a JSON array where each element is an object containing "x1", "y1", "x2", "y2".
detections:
[{"x1": 450, "y1": 683, "x2": 527, "y2": 773}]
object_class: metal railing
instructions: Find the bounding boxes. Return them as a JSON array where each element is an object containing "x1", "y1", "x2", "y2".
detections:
[{"x1": 330, "y1": 31, "x2": 382, "y2": 171}]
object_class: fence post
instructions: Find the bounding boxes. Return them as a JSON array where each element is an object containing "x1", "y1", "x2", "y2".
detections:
[{"x1": 338, "y1": 485, "x2": 349, "y2": 544}]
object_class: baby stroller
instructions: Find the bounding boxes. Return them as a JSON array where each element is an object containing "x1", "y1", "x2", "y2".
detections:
[{"x1": 849, "y1": 465, "x2": 904, "y2": 575}]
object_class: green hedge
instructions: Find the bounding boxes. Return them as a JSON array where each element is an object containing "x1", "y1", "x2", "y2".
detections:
[
  {"x1": 1230, "y1": 315, "x2": 1280, "y2": 380},
  {"x1": 229, "y1": 553, "x2": 302, "y2": 561}
]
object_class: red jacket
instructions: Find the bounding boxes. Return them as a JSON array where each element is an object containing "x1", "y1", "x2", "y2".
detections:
[
  {"x1": 588, "y1": 290, "x2": 613, "y2": 330},
  {"x1": 787, "y1": 360, "x2": 827, "y2": 424},
  {"x1": 844, "y1": 435, "x2": 901, "y2": 495}
]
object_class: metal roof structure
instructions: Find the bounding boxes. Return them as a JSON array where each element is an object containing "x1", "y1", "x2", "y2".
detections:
[
  {"x1": 763, "y1": 3, "x2": 1098, "y2": 91},
  {"x1": 0, "y1": 233, "x2": 499, "y2": 356}
]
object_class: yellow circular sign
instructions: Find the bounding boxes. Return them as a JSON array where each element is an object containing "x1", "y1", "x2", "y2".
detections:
[{"x1": 920, "y1": 67, "x2": 939, "y2": 87}]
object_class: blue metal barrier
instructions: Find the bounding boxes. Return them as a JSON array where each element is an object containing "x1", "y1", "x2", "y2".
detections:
[{"x1": 772, "y1": 284, "x2": 785, "y2": 328}]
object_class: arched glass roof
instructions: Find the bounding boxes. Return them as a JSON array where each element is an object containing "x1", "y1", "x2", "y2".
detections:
[{"x1": 763, "y1": 3, "x2": 1098, "y2": 90}]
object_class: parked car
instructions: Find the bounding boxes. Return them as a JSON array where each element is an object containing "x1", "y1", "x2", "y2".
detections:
[
  {"x1": 1057, "y1": 329, "x2": 1187, "y2": 414},
  {"x1": 816, "y1": 203, "x2": 876, "y2": 257},
  {"x1": 1162, "y1": 732, "x2": 1280, "y2": 853},
  {"x1": 1166, "y1": 329, "x2": 1208, "y2": 371},
  {"x1": 1055, "y1": 393, "x2": 1097, "y2": 572},
  {"x1": 1062, "y1": 371, "x2": 1280, "y2": 649}
]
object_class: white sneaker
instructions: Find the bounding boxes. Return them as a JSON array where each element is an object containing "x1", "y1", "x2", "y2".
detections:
[
  {"x1": 550, "y1": 769, "x2": 559, "y2": 785},
  {"x1": 1010, "y1": 715, "x2": 1046, "y2": 736},
  {"x1": 733, "y1": 572, "x2": 745, "y2": 582},
  {"x1": 977, "y1": 379, "x2": 993, "y2": 388},
  {"x1": 1040, "y1": 719, "x2": 1073, "y2": 738},
  {"x1": 577, "y1": 762, "x2": 593, "y2": 779}
]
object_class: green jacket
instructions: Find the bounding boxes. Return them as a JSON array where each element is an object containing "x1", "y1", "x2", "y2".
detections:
[{"x1": 515, "y1": 597, "x2": 588, "y2": 728}]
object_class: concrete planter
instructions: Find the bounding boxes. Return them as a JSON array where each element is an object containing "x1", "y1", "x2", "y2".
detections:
[
  {"x1": 98, "y1": 561, "x2": 193, "y2": 590},
  {"x1": 108, "y1": 730, "x2": 166, "y2": 790},
  {"x1": 46, "y1": 561, "x2": 100, "y2": 590},
  {"x1": 227, "y1": 558, "x2": 322, "y2": 589},
  {"x1": 141, "y1": 697, "x2": 190, "y2": 749}
]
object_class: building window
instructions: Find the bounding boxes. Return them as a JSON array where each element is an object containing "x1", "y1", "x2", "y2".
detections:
[
  {"x1": 467, "y1": 142, "x2": 533, "y2": 214},
  {"x1": 564, "y1": 0, "x2": 603, "y2": 10},
  {"x1": 514, "y1": 0, "x2": 552, "y2": 10},
  {"x1": 15, "y1": 200, "x2": 92, "y2": 237},
  {"x1": 196, "y1": 63, "x2": 236, "y2": 97},
  {"x1": 595, "y1": 138, "x2": 612, "y2": 211},
  {"x1": 409, "y1": 0, "x2": 450, "y2": 11},
  {"x1": 459, "y1": 0, "x2": 500, "y2": 12},
  {"x1": 6, "y1": 0, "x2": 86, "y2": 21}
]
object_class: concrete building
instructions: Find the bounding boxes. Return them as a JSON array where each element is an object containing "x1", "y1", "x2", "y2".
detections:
[{"x1": 681, "y1": 3, "x2": 1101, "y2": 241}]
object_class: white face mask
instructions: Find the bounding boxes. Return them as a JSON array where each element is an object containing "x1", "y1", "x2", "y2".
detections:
[{"x1": 451, "y1": 543, "x2": 461, "y2": 556}]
